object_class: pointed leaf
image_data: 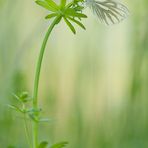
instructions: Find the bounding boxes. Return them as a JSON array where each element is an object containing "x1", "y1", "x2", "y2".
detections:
[
  {"x1": 65, "y1": 8, "x2": 87, "y2": 18},
  {"x1": 19, "y1": 91, "x2": 31, "y2": 103},
  {"x1": 50, "y1": 141, "x2": 68, "y2": 148},
  {"x1": 45, "y1": 0, "x2": 59, "y2": 10},
  {"x1": 35, "y1": 0, "x2": 57, "y2": 12},
  {"x1": 74, "y1": 5, "x2": 84, "y2": 11},
  {"x1": 45, "y1": 13, "x2": 57, "y2": 19},
  {"x1": 20, "y1": 91, "x2": 29, "y2": 99},
  {"x1": 8, "y1": 104, "x2": 24, "y2": 113},
  {"x1": 67, "y1": 17, "x2": 86, "y2": 30},
  {"x1": 12, "y1": 93, "x2": 22, "y2": 102},
  {"x1": 64, "y1": 17, "x2": 76, "y2": 34},
  {"x1": 60, "y1": 0, "x2": 66, "y2": 7},
  {"x1": 55, "y1": 16, "x2": 62, "y2": 24},
  {"x1": 65, "y1": 2, "x2": 73, "y2": 8},
  {"x1": 38, "y1": 141, "x2": 48, "y2": 148}
]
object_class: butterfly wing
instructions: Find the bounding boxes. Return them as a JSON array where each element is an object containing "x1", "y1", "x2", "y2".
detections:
[{"x1": 86, "y1": 0, "x2": 129, "y2": 25}]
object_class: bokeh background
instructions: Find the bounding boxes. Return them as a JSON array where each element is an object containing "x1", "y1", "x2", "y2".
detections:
[{"x1": 0, "y1": 0, "x2": 148, "y2": 147}]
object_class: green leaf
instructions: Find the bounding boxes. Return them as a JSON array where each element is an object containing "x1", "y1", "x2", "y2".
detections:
[
  {"x1": 74, "y1": 0, "x2": 83, "y2": 2},
  {"x1": 55, "y1": 16, "x2": 62, "y2": 24},
  {"x1": 12, "y1": 93, "x2": 22, "y2": 102},
  {"x1": 65, "y1": 1, "x2": 73, "y2": 8},
  {"x1": 45, "y1": 0, "x2": 59, "y2": 10},
  {"x1": 12, "y1": 92, "x2": 31, "y2": 103},
  {"x1": 60, "y1": 0, "x2": 67, "y2": 7},
  {"x1": 45, "y1": 13, "x2": 58, "y2": 19},
  {"x1": 74, "y1": 5, "x2": 84, "y2": 11},
  {"x1": 8, "y1": 104, "x2": 24, "y2": 113},
  {"x1": 35, "y1": 0, "x2": 57, "y2": 12},
  {"x1": 70, "y1": 12, "x2": 87, "y2": 18},
  {"x1": 67, "y1": 17, "x2": 86, "y2": 30},
  {"x1": 50, "y1": 141, "x2": 68, "y2": 148},
  {"x1": 64, "y1": 17, "x2": 76, "y2": 34},
  {"x1": 65, "y1": 8, "x2": 87, "y2": 18},
  {"x1": 20, "y1": 91, "x2": 28, "y2": 98},
  {"x1": 38, "y1": 141, "x2": 48, "y2": 148},
  {"x1": 19, "y1": 91, "x2": 30, "y2": 103}
]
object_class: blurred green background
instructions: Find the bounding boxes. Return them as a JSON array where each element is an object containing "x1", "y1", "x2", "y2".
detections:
[{"x1": 0, "y1": 0, "x2": 148, "y2": 147}]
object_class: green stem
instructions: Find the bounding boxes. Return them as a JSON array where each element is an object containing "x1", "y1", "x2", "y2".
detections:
[
  {"x1": 24, "y1": 114, "x2": 32, "y2": 148},
  {"x1": 32, "y1": 16, "x2": 60, "y2": 148}
]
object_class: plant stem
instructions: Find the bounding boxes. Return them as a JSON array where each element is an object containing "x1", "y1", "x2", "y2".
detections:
[
  {"x1": 32, "y1": 16, "x2": 60, "y2": 148},
  {"x1": 24, "y1": 114, "x2": 32, "y2": 148}
]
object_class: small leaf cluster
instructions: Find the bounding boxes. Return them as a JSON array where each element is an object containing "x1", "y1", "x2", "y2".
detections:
[
  {"x1": 8, "y1": 91, "x2": 49, "y2": 123},
  {"x1": 35, "y1": 0, "x2": 87, "y2": 34},
  {"x1": 8, "y1": 91, "x2": 31, "y2": 114},
  {"x1": 8, "y1": 91, "x2": 68, "y2": 148}
]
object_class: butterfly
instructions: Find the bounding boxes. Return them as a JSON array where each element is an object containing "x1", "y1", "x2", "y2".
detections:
[{"x1": 85, "y1": 0, "x2": 129, "y2": 25}]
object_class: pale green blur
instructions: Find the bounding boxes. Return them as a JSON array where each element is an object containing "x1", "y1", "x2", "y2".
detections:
[{"x1": 0, "y1": 0, "x2": 148, "y2": 147}]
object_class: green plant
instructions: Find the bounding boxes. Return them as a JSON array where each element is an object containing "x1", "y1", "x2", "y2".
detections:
[{"x1": 8, "y1": 0, "x2": 129, "y2": 147}]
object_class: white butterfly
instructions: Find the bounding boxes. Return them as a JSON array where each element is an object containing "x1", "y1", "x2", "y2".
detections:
[{"x1": 85, "y1": 0, "x2": 129, "y2": 25}]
